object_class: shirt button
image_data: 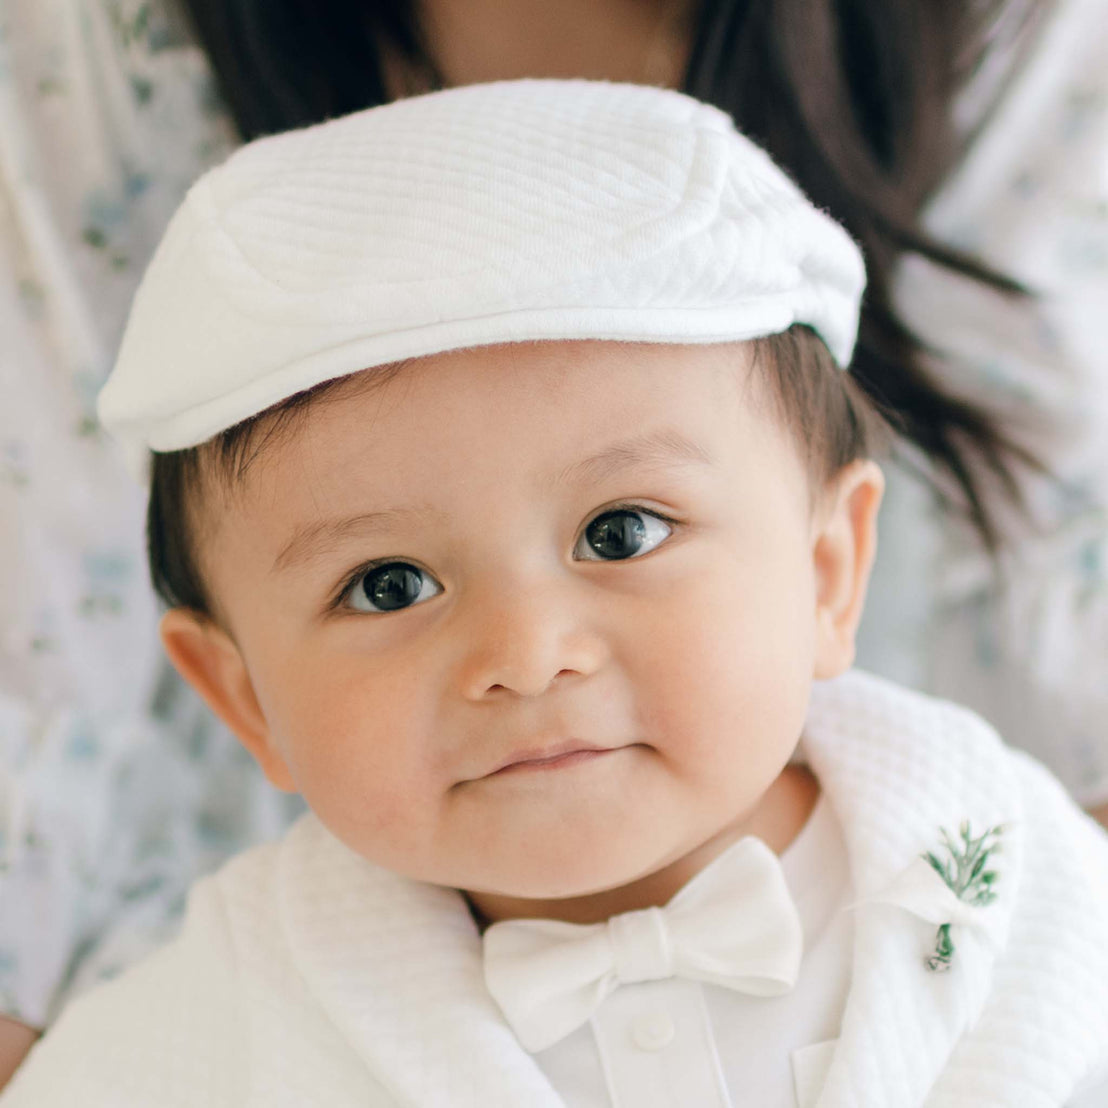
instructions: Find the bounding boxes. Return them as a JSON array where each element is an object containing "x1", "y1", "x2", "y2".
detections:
[{"x1": 630, "y1": 1010, "x2": 676, "y2": 1051}]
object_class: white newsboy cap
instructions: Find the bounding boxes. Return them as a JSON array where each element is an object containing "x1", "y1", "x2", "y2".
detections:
[{"x1": 98, "y1": 79, "x2": 865, "y2": 475}]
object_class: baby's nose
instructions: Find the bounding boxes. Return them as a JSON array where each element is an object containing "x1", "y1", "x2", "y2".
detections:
[{"x1": 454, "y1": 578, "x2": 609, "y2": 700}]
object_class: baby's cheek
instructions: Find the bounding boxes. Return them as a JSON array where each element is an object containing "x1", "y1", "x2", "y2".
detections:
[
  {"x1": 294, "y1": 745, "x2": 432, "y2": 870},
  {"x1": 635, "y1": 581, "x2": 809, "y2": 762},
  {"x1": 278, "y1": 678, "x2": 435, "y2": 848}
]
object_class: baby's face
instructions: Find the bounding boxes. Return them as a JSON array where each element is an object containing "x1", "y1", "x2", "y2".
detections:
[{"x1": 171, "y1": 341, "x2": 874, "y2": 905}]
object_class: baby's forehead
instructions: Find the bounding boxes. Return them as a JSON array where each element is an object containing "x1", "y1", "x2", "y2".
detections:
[
  {"x1": 208, "y1": 339, "x2": 763, "y2": 495},
  {"x1": 290, "y1": 336, "x2": 759, "y2": 428}
]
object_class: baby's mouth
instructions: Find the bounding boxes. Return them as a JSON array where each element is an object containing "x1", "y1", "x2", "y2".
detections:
[{"x1": 482, "y1": 740, "x2": 622, "y2": 778}]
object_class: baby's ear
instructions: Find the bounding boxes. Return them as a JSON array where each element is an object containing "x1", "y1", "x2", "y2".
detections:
[
  {"x1": 159, "y1": 608, "x2": 297, "y2": 792},
  {"x1": 810, "y1": 459, "x2": 885, "y2": 680}
]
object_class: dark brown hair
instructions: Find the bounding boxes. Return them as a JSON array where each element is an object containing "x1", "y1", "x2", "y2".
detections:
[
  {"x1": 180, "y1": 0, "x2": 1046, "y2": 551},
  {"x1": 147, "y1": 328, "x2": 880, "y2": 617}
]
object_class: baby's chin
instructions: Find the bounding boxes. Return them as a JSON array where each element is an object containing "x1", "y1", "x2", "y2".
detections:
[
  {"x1": 451, "y1": 837, "x2": 699, "y2": 921},
  {"x1": 323, "y1": 817, "x2": 658, "y2": 906},
  {"x1": 466, "y1": 866, "x2": 645, "y2": 904}
]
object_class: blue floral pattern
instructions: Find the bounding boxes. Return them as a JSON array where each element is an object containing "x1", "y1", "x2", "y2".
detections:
[{"x1": 0, "y1": 0, "x2": 301, "y2": 1029}]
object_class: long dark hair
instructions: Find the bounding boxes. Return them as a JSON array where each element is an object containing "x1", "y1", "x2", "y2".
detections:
[{"x1": 180, "y1": 0, "x2": 1045, "y2": 547}]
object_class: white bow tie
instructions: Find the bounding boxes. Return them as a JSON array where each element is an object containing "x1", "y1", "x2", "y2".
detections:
[{"x1": 482, "y1": 836, "x2": 804, "y2": 1052}]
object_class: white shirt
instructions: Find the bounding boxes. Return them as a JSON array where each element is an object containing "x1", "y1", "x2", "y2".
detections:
[{"x1": 532, "y1": 794, "x2": 853, "y2": 1108}]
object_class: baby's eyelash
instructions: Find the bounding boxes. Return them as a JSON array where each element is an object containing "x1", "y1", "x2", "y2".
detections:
[
  {"x1": 596, "y1": 502, "x2": 681, "y2": 527},
  {"x1": 574, "y1": 503, "x2": 681, "y2": 562},
  {"x1": 329, "y1": 558, "x2": 389, "y2": 612}
]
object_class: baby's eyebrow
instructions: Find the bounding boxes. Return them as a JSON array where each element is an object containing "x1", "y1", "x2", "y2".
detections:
[
  {"x1": 272, "y1": 508, "x2": 427, "y2": 575},
  {"x1": 555, "y1": 428, "x2": 715, "y2": 488},
  {"x1": 272, "y1": 429, "x2": 712, "y2": 574}
]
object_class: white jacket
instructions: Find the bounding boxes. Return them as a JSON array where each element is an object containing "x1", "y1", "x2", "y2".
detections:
[{"x1": 5, "y1": 670, "x2": 1108, "y2": 1107}]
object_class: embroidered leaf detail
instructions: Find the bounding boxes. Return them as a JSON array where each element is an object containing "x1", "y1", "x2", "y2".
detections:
[
  {"x1": 927, "y1": 923, "x2": 955, "y2": 972},
  {"x1": 925, "y1": 851, "x2": 953, "y2": 887},
  {"x1": 922, "y1": 822, "x2": 1003, "y2": 971}
]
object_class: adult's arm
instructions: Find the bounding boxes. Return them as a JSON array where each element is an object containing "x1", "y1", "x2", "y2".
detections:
[{"x1": 0, "y1": 1019, "x2": 37, "y2": 1093}]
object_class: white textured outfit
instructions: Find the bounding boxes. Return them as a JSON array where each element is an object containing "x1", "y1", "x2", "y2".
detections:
[{"x1": 4, "y1": 671, "x2": 1107, "y2": 1107}]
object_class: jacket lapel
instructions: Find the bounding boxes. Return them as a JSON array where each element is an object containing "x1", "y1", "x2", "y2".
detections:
[
  {"x1": 801, "y1": 671, "x2": 1022, "y2": 1108},
  {"x1": 274, "y1": 817, "x2": 566, "y2": 1107}
]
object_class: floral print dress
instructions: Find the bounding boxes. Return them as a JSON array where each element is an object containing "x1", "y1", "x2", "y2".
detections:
[{"x1": 0, "y1": 0, "x2": 301, "y2": 1028}]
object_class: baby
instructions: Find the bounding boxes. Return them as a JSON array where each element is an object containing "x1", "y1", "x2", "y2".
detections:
[{"x1": 4, "y1": 81, "x2": 1107, "y2": 1107}]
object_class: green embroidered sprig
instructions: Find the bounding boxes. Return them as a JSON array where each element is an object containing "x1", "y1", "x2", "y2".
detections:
[{"x1": 922, "y1": 822, "x2": 1003, "y2": 972}]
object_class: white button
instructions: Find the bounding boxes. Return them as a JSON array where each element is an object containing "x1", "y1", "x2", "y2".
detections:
[{"x1": 630, "y1": 1010, "x2": 675, "y2": 1051}]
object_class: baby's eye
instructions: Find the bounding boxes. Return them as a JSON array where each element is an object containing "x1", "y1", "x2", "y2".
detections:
[
  {"x1": 345, "y1": 562, "x2": 443, "y2": 613},
  {"x1": 574, "y1": 508, "x2": 673, "y2": 562}
]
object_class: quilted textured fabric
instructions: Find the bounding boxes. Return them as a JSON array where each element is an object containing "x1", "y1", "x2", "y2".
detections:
[
  {"x1": 96, "y1": 79, "x2": 865, "y2": 475},
  {"x1": 4, "y1": 670, "x2": 1106, "y2": 1107}
]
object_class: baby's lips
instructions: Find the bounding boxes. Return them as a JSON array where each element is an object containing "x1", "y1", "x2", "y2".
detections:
[{"x1": 483, "y1": 740, "x2": 621, "y2": 777}]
